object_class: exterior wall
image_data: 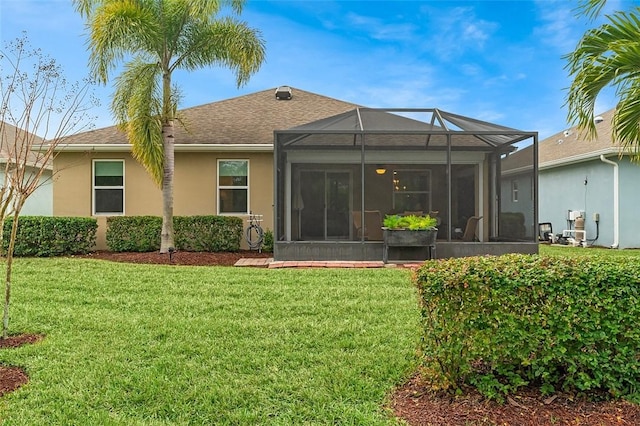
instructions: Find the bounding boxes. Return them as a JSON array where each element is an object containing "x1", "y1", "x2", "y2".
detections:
[
  {"x1": 1, "y1": 169, "x2": 53, "y2": 216},
  {"x1": 538, "y1": 158, "x2": 640, "y2": 248},
  {"x1": 618, "y1": 159, "x2": 640, "y2": 249},
  {"x1": 53, "y1": 150, "x2": 274, "y2": 250}
]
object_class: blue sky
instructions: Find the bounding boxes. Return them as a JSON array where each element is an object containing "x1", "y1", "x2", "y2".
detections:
[{"x1": 0, "y1": 0, "x2": 634, "y2": 139}]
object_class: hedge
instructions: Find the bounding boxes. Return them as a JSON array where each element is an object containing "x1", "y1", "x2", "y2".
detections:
[
  {"x1": 2, "y1": 216, "x2": 97, "y2": 256},
  {"x1": 106, "y1": 215, "x2": 243, "y2": 252},
  {"x1": 415, "y1": 253, "x2": 640, "y2": 401}
]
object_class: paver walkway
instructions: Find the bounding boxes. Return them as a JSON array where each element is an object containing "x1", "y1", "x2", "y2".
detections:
[{"x1": 234, "y1": 257, "x2": 422, "y2": 269}]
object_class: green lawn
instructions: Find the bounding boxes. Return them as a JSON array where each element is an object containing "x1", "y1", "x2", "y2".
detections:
[
  {"x1": 3, "y1": 246, "x2": 638, "y2": 424},
  {"x1": 539, "y1": 243, "x2": 640, "y2": 258},
  {"x1": 0, "y1": 259, "x2": 420, "y2": 425}
]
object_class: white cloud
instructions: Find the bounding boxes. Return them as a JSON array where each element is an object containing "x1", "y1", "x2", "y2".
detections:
[
  {"x1": 425, "y1": 6, "x2": 499, "y2": 60},
  {"x1": 343, "y1": 12, "x2": 417, "y2": 41},
  {"x1": 533, "y1": 3, "x2": 578, "y2": 54}
]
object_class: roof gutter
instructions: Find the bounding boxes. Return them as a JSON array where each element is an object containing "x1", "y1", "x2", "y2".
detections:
[
  {"x1": 539, "y1": 147, "x2": 623, "y2": 170},
  {"x1": 599, "y1": 155, "x2": 619, "y2": 249},
  {"x1": 46, "y1": 143, "x2": 274, "y2": 153}
]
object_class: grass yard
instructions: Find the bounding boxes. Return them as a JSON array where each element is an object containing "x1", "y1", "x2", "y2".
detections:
[
  {"x1": 540, "y1": 243, "x2": 640, "y2": 258},
  {"x1": 0, "y1": 259, "x2": 420, "y2": 425}
]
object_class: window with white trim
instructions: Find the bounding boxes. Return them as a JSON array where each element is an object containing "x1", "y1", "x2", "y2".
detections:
[
  {"x1": 511, "y1": 179, "x2": 519, "y2": 203},
  {"x1": 93, "y1": 160, "x2": 124, "y2": 215},
  {"x1": 218, "y1": 159, "x2": 248, "y2": 214}
]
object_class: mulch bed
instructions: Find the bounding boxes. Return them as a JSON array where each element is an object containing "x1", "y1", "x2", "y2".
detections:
[
  {"x1": 0, "y1": 334, "x2": 44, "y2": 397},
  {"x1": 391, "y1": 374, "x2": 640, "y2": 425},
  {"x1": 74, "y1": 249, "x2": 272, "y2": 266}
]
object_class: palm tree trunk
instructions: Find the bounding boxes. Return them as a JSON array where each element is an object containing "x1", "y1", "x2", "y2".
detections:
[
  {"x1": 159, "y1": 62, "x2": 175, "y2": 253},
  {"x1": 160, "y1": 119, "x2": 175, "y2": 253}
]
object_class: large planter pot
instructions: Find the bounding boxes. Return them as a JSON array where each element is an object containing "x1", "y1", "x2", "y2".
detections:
[{"x1": 382, "y1": 228, "x2": 437, "y2": 263}]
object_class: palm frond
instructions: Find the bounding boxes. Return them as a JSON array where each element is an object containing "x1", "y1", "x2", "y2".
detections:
[
  {"x1": 174, "y1": 17, "x2": 265, "y2": 86},
  {"x1": 575, "y1": 0, "x2": 607, "y2": 21},
  {"x1": 612, "y1": 81, "x2": 640, "y2": 160},
  {"x1": 112, "y1": 59, "x2": 164, "y2": 185},
  {"x1": 87, "y1": 1, "x2": 159, "y2": 83},
  {"x1": 565, "y1": 8, "x2": 640, "y2": 141}
]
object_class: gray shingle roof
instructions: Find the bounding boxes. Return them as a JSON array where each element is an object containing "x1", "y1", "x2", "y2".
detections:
[
  {"x1": 0, "y1": 121, "x2": 51, "y2": 169},
  {"x1": 538, "y1": 108, "x2": 622, "y2": 168},
  {"x1": 502, "y1": 108, "x2": 625, "y2": 172},
  {"x1": 59, "y1": 87, "x2": 360, "y2": 147}
]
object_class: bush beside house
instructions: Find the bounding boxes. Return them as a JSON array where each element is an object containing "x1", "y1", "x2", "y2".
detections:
[
  {"x1": 415, "y1": 253, "x2": 640, "y2": 402},
  {"x1": 106, "y1": 216, "x2": 243, "y2": 252},
  {"x1": 2, "y1": 217, "x2": 97, "y2": 256}
]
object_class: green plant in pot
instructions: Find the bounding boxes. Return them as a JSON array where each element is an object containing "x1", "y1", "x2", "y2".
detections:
[{"x1": 383, "y1": 214, "x2": 437, "y2": 230}]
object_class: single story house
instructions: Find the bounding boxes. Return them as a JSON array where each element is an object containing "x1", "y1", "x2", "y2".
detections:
[
  {"x1": 0, "y1": 121, "x2": 52, "y2": 216},
  {"x1": 53, "y1": 87, "x2": 539, "y2": 260},
  {"x1": 537, "y1": 108, "x2": 638, "y2": 249}
]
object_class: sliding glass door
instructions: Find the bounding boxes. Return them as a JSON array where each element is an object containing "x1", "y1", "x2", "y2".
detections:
[{"x1": 298, "y1": 170, "x2": 351, "y2": 240}]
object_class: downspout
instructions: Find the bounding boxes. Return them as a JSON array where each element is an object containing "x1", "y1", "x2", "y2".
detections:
[{"x1": 599, "y1": 155, "x2": 619, "y2": 248}]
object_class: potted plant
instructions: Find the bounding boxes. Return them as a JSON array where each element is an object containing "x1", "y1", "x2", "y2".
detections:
[
  {"x1": 382, "y1": 214, "x2": 438, "y2": 263},
  {"x1": 383, "y1": 214, "x2": 437, "y2": 231}
]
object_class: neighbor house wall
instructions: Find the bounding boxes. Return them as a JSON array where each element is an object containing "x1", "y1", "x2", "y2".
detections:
[
  {"x1": 617, "y1": 158, "x2": 640, "y2": 249},
  {"x1": 0, "y1": 168, "x2": 53, "y2": 216},
  {"x1": 539, "y1": 159, "x2": 623, "y2": 248},
  {"x1": 54, "y1": 150, "x2": 274, "y2": 250}
]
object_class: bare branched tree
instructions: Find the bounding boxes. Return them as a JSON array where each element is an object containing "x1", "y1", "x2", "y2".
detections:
[{"x1": 0, "y1": 34, "x2": 98, "y2": 338}]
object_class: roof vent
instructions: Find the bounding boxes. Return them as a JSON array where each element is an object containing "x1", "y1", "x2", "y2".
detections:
[
  {"x1": 563, "y1": 129, "x2": 572, "y2": 137},
  {"x1": 594, "y1": 115, "x2": 604, "y2": 124},
  {"x1": 275, "y1": 86, "x2": 292, "y2": 100}
]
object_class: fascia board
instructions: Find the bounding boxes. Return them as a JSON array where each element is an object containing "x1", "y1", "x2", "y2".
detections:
[{"x1": 539, "y1": 147, "x2": 625, "y2": 171}]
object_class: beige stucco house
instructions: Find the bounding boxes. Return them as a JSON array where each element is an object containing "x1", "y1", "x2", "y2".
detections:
[
  {"x1": 53, "y1": 88, "x2": 358, "y2": 249},
  {"x1": 54, "y1": 86, "x2": 539, "y2": 260}
]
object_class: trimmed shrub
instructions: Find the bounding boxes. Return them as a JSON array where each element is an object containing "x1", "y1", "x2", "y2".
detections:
[
  {"x1": 3, "y1": 216, "x2": 97, "y2": 256},
  {"x1": 106, "y1": 216, "x2": 161, "y2": 252},
  {"x1": 415, "y1": 253, "x2": 640, "y2": 401},
  {"x1": 174, "y1": 216, "x2": 242, "y2": 252},
  {"x1": 107, "y1": 215, "x2": 243, "y2": 252},
  {"x1": 262, "y1": 229, "x2": 274, "y2": 253}
]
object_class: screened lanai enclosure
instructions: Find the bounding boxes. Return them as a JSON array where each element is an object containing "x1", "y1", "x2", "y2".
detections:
[{"x1": 274, "y1": 108, "x2": 538, "y2": 261}]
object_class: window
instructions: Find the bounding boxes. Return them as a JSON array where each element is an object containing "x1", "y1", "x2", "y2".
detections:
[
  {"x1": 218, "y1": 160, "x2": 248, "y2": 214},
  {"x1": 93, "y1": 160, "x2": 124, "y2": 215},
  {"x1": 511, "y1": 180, "x2": 519, "y2": 203},
  {"x1": 392, "y1": 169, "x2": 431, "y2": 212}
]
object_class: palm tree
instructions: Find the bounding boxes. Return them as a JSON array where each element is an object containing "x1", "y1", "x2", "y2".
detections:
[
  {"x1": 565, "y1": 0, "x2": 640, "y2": 159},
  {"x1": 74, "y1": 0, "x2": 265, "y2": 252}
]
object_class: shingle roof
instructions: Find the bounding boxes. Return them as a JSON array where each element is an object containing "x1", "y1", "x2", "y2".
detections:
[
  {"x1": 538, "y1": 108, "x2": 623, "y2": 169},
  {"x1": 59, "y1": 87, "x2": 360, "y2": 147},
  {"x1": 0, "y1": 121, "x2": 51, "y2": 169},
  {"x1": 502, "y1": 108, "x2": 625, "y2": 172}
]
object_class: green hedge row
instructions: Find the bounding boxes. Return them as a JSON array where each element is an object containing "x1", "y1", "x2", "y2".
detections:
[
  {"x1": 415, "y1": 253, "x2": 640, "y2": 401},
  {"x1": 106, "y1": 215, "x2": 243, "y2": 252},
  {"x1": 2, "y1": 216, "x2": 97, "y2": 256}
]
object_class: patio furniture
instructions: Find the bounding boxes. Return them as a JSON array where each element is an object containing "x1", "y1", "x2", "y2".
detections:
[
  {"x1": 461, "y1": 216, "x2": 483, "y2": 242},
  {"x1": 353, "y1": 210, "x2": 383, "y2": 241},
  {"x1": 538, "y1": 222, "x2": 553, "y2": 242}
]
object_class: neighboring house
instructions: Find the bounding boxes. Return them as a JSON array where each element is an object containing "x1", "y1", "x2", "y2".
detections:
[
  {"x1": 53, "y1": 87, "x2": 539, "y2": 260},
  {"x1": 0, "y1": 122, "x2": 52, "y2": 216},
  {"x1": 537, "y1": 108, "x2": 637, "y2": 249}
]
